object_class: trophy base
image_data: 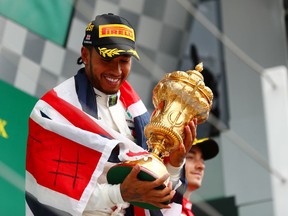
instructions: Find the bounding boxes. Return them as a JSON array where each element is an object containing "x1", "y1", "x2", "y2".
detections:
[{"x1": 107, "y1": 155, "x2": 169, "y2": 210}]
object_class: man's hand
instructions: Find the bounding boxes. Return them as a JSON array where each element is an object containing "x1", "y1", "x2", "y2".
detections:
[
  {"x1": 168, "y1": 118, "x2": 197, "y2": 167},
  {"x1": 120, "y1": 165, "x2": 175, "y2": 209}
]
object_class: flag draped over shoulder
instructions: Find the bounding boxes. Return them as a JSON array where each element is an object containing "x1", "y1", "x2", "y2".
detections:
[
  {"x1": 25, "y1": 68, "x2": 183, "y2": 216},
  {"x1": 25, "y1": 69, "x2": 150, "y2": 216}
]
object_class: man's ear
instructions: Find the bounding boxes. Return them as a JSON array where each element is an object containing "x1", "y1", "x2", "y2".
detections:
[{"x1": 81, "y1": 46, "x2": 89, "y2": 64}]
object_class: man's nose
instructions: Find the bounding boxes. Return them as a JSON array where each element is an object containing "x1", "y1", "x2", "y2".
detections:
[
  {"x1": 195, "y1": 160, "x2": 205, "y2": 170},
  {"x1": 111, "y1": 60, "x2": 122, "y2": 75}
]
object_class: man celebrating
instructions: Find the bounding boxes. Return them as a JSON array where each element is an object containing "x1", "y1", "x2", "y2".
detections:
[
  {"x1": 25, "y1": 13, "x2": 197, "y2": 216},
  {"x1": 181, "y1": 138, "x2": 219, "y2": 216}
]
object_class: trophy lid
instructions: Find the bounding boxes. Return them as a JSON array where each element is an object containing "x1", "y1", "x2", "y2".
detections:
[{"x1": 152, "y1": 62, "x2": 214, "y2": 123}]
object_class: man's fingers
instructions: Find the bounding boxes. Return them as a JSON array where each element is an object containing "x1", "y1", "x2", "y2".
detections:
[
  {"x1": 191, "y1": 118, "x2": 197, "y2": 139},
  {"x1": 184, "y1": 124, "x2": 192, "y2": 150},
  {"x1": 184, "y1": 119, "x2": 197, "y2": 152},
  {"x1": 149, "y1": 186, "x2": 175, "y2": 199},
  {"x1": 127, "y1": 164, "x2": 141, "y2": 179},
  {"x1": 146, "y1": 189, "x2": 175, "y2": 209},
  {"x1": 121, "y1": 166, "x2": 176, "y2": 208},
  {"x1": 150, "y1": 173, "x2": 170, "y2": 188}
]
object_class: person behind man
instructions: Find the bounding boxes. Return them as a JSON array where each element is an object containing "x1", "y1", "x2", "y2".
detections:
[
  {"x1": 181, "y1": 138, "x2": 219, "y2": 216},
  {"x1": 25, "y1": 13, "x2": 197, "y2": 216}
]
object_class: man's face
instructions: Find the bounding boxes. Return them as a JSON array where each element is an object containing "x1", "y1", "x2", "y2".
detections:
[
  {"x1": 81, "y1": 46, "x2": 132, "y2": 94},
  {"x1": 185, "y1": 146, "x2": 205, "y2": 191}
]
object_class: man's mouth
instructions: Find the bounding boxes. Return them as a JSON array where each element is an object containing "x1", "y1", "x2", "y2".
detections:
[
  {"x1": 106, "y1": 77, "x2": 119, "y2": 82},
  {"x1": 105, "y1": 76, "x2": 121, "y2": 86}
]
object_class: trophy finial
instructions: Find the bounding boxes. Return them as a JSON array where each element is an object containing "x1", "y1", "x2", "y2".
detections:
[{"x1": 195, "y1": 62, "x2": 203, "y2": 72}]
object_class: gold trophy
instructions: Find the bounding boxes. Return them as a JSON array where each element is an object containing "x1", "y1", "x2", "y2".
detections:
[{"x1": 107, "y1": 63, "x2": 213, "y2": 209}]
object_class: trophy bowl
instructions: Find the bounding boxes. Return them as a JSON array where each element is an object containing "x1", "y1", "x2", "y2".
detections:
[{"x1": 107, "y1": 63, "x2": 213, "y2": 209}]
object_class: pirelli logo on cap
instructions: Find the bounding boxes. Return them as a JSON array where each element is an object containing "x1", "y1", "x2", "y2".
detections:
[{"x1": 99, "y1": 24, "x2": 135, "y2": 41}]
